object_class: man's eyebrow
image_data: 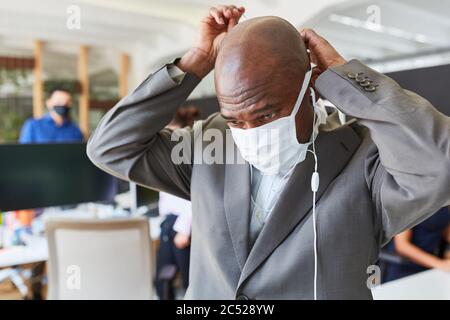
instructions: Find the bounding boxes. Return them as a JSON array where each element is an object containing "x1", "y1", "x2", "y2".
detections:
[
  {"x1": 253, "y1": 104, "x2": 278, "y2": 116},
  {"x1": 221, "y1": 104, "x2": 279, "y2": 121},
  {"x1": 221, "y1": 113, "x2": 236, "y2": 120}
]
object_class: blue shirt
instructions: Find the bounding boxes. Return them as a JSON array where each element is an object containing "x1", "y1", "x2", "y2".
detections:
[
  {"x1": 19, "y1": 114, "x2": 83, "y2": 144},
  {"x1": 410, "y1": 207, "x2": 450, "y2": 255}
]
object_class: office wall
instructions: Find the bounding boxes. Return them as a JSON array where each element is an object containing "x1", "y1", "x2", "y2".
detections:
[{"x1": 387, "y1": 64, "x2": 450, "y2": 116}]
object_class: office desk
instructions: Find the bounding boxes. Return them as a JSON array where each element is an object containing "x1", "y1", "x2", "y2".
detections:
[
  {"x1": 372, "y1": 269, "x2": 450, "y2": 300},
  {"x1": 0, "y1": 236, "x2": 48, "y2": 298},
  {"x1": 0, "y1": 237, "x2": 48, "y2": 268}
]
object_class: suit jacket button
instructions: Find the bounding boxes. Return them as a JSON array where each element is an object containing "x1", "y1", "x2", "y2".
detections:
[
  {"x1": 236, "y1": 294, "x2": 249, "y2": 300},
  {"x1": 359, "y1": 80, "x2": 372, "y2": 87},
  {"x1": 364, "y1": 85, "x2": 376, "y2": 92},
  {"x1": 347, "y1": 72, "x2": 357, "y2": 79},
  {"x1": 355, "y1": 75, "x2": 367, "y2": 82}
]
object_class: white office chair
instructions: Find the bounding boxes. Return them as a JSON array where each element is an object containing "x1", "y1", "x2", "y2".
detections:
[{"x1": 45, "y1": 217, "x2": 153, "y2": 300}]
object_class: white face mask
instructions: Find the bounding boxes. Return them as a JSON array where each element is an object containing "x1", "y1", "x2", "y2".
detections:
[{"x1": 230, "y1": 70, "x2": 326, "y2": 175}]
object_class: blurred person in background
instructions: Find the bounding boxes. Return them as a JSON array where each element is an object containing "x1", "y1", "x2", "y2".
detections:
[
  {"x1": 19, "y1": 87, "x2": 83, "y2": 143},
  {"x1": 15, "y1": 86, "x2": 83, "y2": 299},
  {"x1": 384, "y1": 206, "x2": 450, "y2": 282},
  {"x1": 155, "y1": 106, "x2": 199, "y2": 300}
]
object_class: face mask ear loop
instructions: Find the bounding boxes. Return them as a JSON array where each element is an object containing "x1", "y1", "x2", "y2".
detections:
[
  {"x1": 290, "y1": 70, "x2": 312, "y2": 118},
  {"x1": 310, "y1": 87, "x2": 323, "y2": 142}
]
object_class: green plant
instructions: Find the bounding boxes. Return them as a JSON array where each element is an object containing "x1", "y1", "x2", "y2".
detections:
[
  {"x1": 0, "y1": 107, "x2": 28, "y2": 143},
  {"x1": 0, "y1": 69, "x2": 31, "y2": 94}
]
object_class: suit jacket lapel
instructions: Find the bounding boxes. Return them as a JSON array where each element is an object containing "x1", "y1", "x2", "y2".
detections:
[
  {"x1": 223, "y1": 155, "x2": 251, "y2": 272},
  {"x1": 237, "y1": 119, "x2": 362, "y2": 288}
]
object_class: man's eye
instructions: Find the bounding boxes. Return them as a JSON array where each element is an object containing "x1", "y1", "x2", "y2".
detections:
[
  {"x1": 263, "y1": 112, "x2": 276, "y2": 120},
  {"x1": 228, "y1": 120, "x2": 241, "y2": 127}
]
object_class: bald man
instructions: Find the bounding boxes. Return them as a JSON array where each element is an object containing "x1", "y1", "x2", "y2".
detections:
[{"x1": 87, "y1": 5, "x2": 450, "y2": 299}]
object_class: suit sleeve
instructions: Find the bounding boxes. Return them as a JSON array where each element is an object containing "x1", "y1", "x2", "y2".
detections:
[
  {"x1": 86, "y1": 61, "x2": 201, "y2": 200},
  {"x1": 316, "y1": 59, "x2": 450, "y2": 245}
]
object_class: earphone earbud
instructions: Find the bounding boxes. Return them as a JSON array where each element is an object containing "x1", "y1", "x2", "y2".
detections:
[{"x1": 311, "y1": 171, "x2": 319, "y2": 192}]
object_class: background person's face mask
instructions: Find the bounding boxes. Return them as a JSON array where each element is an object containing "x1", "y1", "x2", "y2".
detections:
[
  {"x1": 52, "y1": 105, "x2": 71, "y2": 118},
  {"x1": 230, "y1": 69, "x2": 325, "y2": 175}
]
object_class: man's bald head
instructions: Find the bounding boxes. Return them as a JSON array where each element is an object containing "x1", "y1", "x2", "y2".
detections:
[
  {"x1": 216, "y1": 16, "x2": 309, "y2": 80},
  {"x1": 215, "y1": 16, "x2": 314, "y2": 142}
]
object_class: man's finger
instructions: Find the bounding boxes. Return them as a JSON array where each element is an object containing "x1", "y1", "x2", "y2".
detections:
[
  {"x1": 223, "y1": 7, "x2": 232, "y2": 19},
  {"x1": 227, "y1": 6, "x2": 245, "y2": 30},
  {"x1": 216, "y1": 5, "x2": 236, "y2": 19},
  {"x1": 234, "y1": 6, "x2": 245, "y2": 18},
  {"x1": 228, "y1": 18, "x2": 238, "y2": 30},
  {"x1": 209, "y1": 7, "x2": 225, "y2": 24},
  {"x1": 301, "y1": 28, "x2": 319, "y2": 45}
]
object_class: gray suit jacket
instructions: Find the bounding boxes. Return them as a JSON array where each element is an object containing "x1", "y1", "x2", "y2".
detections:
[{"x1": 87, "y1": 59, "x2": 450, "y2": 299}]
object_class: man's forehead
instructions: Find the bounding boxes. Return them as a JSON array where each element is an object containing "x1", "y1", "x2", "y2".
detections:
[
  {"x1": 52, "y1": 91, "x2": 71, "y2": 98},
  {"x1": 215, "y1": 63, "x2": 288, "y2": 96},
  {"x1": 217, "y1": 79, "x2": 279, "y2": 115},
  {"x1": 221, "y1": 102, "x2": 280, "y2": 118}
]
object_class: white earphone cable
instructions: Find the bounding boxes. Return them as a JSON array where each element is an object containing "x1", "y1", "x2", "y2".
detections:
[
  {"x1": 308, "y1": 148, "x2": 318, "y2": 301},
  {"x1": 309, "y1": 87, "x2": 319, "y2": 301}
]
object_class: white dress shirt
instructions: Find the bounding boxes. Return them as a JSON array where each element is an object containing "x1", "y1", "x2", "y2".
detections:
[{"x1": 249, "y1": 167, "x2": 295, "y2": 247}]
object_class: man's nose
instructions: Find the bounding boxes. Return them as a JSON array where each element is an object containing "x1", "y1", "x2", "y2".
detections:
[{"x1": 244, "y1": 121, "x2": 263, "y2": 129}]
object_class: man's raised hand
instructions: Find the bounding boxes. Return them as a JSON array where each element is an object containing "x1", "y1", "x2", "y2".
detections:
[
  {"x1": 300, "y1": 28, "x2": 346, "y2": 75},
  {"x1": 178, "y1": 5, "x2": 245, "y2": 79}
]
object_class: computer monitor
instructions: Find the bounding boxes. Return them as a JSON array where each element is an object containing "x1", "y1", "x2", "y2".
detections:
[
  {"x1": 127, "y1": 183, "x2": 159, "y2": 217},
  {"x1": 0, "y1": 143, "x2": 117, "y2": 211}
]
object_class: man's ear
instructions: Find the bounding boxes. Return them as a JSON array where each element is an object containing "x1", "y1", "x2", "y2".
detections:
[
  {"x1": 310, "y1": 67, "x2": 320, "y2": 89},
  {"x1": 309, "y1": 67, "x2": 321, "y2": 101}
]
